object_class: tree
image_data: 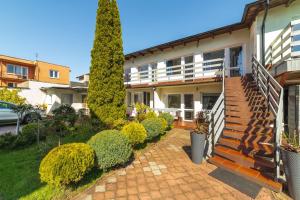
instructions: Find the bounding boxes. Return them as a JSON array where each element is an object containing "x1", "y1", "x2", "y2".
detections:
[
  {"x1": 0, "y1": 88, "x2": 25, "y2": 105},
  {"x1": 11, "y1": 104, "x2": 33, "y2": 134},
  {"x1": 88, "y1": 0, "x2": 126, "y2": 126}
]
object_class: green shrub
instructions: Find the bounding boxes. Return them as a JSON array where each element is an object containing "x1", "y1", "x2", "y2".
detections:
[
  {"x1": 157, "y1": 117, "x2": 168, "y2": 132},
  {"x1": 111, "y1": 118, "x2": 128, "y2": 130},
  {"x1": 159, "y1": 113, "x2": 174, "y2": 127},
  {"x1": 87, "y1": 130, "x2": 132, "y2": 170},
  {"x1": 121, "y1": 122, "x2": 147, "y2": 146},
  {"x1": 145, "y1": 111, "x2": 157, "y2": 119},
  {"x1": 52, "y1": 104, "x2": 78, "y2": 127},
  {"x1": 14, "y1": 123, "x2": 38, "y2": 146},
  {"x1": 142, "y1": 118, "x2": 164, "y2": 140},
  {"x1": 39, "y1": 143, "x2": 95, "y2": 187},
  {"x1": 0, "y1": 133, "x2": 17, "y2": 149},
  {"x1": 135, "y1": 103, "x2": 151, "y2": 122}
]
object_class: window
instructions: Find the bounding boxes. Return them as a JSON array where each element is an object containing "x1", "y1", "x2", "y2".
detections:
[
  {"x1": 127, "y1": 92, "x2": 132, "y2": 106},
  {"x1": 7, "y1": 82, "x2": 17, "y2": 88},
  {"x1": 61, "y1": 94, "x2": 73, "y2": 105},
  {"x1": 143, "y1": 92, "x2": 150, "y2": 106},
  {"x1": 166, "y1": 58, "x2": 181, "y2": 76},
  {"x1": 124, "y1": 68, "x2": 131, "y2": 82},
  {"x1": 184, "y1": 56, "x2": 194, "y2": 79},
  {"x1": 203, "y1": 50, "x2": 224, "y2": 71},
  {"x1": 134, "y1": 93, "x2": 142, "y2": 104},
  {"x1": 139, "y1": 65, "x2": 148, "y2": 80},
  {"x1": 202, "y1": 93, "x2": 220, "y2": 110},
  {"x1": 6, "y1": 64, "x2": 28, "y2": 78},
  {"x1": 50, "y1": 70, "x2": 59, "y2": 78},
  {"x1": 168, "y1": 94, "x2": 181, "y2": 108}
]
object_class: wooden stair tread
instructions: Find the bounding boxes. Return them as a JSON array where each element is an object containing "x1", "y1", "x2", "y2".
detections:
[
  {"x1": 214, "y1": 145, "x2": 275, "y2": 169},
  {"x1": 208, "y1": 155, "x2": 282, "y2": 192}
]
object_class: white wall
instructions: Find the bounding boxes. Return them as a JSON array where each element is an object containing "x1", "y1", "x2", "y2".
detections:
[
  {"x1": 125, "y1": 28, "x2": 251, "y2": 75},
  {"x1": 252, "y1": 0, "x2": 300, "y2": 60}
]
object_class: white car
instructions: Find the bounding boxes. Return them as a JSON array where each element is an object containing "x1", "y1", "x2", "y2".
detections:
[{"x1": 0, "y1": 101, "x2": 43, "y2": 125}]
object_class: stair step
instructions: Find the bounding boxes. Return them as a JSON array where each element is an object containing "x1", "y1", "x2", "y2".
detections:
[
  {"x1": 214, "y1": 145, "x2": 275, "y2": 170},
  {"x1": 225, "y1": 124, "x2": 273, "y2": 134},
  {"x1": 218, "y1": 137, "x2": 274, "y2": 154},
  {"x1": 208, "y1": 155, "x2": 282, "y2": 192}
]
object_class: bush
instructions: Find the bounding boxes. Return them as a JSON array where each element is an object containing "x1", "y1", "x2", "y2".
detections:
[
  {"x1": 0, "y1": 133, "x2": 17, "y2": 149},
  {"x1": 111, "y1": 118, "x2": 128, "y2": 130},
  {"x1": 39, "y1": 143, "x2": 95, "y2": 187},
  {"x1": 0, "y1": 88, "x2": 25, "y2": 105},
  {"x1": 121, "y1": 122, "x2": 147, "y2": 146},
  {"x1": 14, "y1": 123, "x2": 38, "y2": 146},
  {"x1": 145, "y1": 111, "x2": 157, "y2": 119},
  {"x1": 87, "y1": 130, "x2": 132, "y2": 170},
  {"x1": 157, "y1": 117, "x2": 168, "y2": 132},
  {"x1": 142, "y1": 118, "x2": 165, "y2": 140},
  {"x1": 52, "y1": 104, "x2": 78, "y2": 127},
  {"x1": 159, "y1": 113, "x2": 174, "y2": 127}
]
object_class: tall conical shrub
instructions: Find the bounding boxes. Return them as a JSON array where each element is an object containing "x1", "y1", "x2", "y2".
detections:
[{"x1": 88, "y1": 0, "x2": 125, "y2": 125}]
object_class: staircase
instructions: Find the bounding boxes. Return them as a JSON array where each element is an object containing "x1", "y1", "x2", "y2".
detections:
[{"x1": 208, "y1": 74, "x2": 282, "y2": 192}]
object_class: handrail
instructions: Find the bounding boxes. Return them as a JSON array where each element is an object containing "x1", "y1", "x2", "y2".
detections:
[
  {"x1": 207, "y1": 61, "x2": 226, "y2": 157},
  {"x1": 124, "y1": 58, "x2": 224, "y2": 84},
  {"x1": 265, "y1": 19, "x2": 300, "y2": 67},
  {"x1": 252, "y1": 56, "x2": 284, "y2": 180}
]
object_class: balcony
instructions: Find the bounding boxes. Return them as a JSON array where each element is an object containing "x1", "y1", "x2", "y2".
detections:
[
  {"x1": 265, "y1": 19, "x2": 300, "y2": 77},
  {"x1": 124, "y1": 58, "x2": 224, "y2": 87}
]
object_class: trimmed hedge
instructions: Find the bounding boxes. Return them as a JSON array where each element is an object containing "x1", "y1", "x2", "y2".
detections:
[
  {"x1": 0, "y1": 133, "x2": 17, "y2": 149},
  {"x1": 15, "y1": 123, "x2": 38, "y2": 146},
  {"x1": 142, "y1": 118, "x2": 164, "y2": 140},
  {"x1": 145, "y1": 111, "x2": 157, "y2": 119},
  {"x1": 87, "y1": 130, "x2": 132, "y2": 170},
  {"x1": 121, "y1": 122, "x2": 147, "y2": 146},
  {"x1": 157, "y1": 117, "x2": 168, "y2": 132},
  {"x1": 39, "y1": 143, "x2": 95, "y2": 187},
  {"x1": 159, "y1": 113, "x2": 174, "y2": 127}
]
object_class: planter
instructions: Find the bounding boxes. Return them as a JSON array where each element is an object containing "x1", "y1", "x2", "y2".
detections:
[
  {"x1": 190, "y1": 131, "x2": 206, "y2": 164},
  {"x1": 282, "y1": 149, "x2": 300, "y2": 200}
]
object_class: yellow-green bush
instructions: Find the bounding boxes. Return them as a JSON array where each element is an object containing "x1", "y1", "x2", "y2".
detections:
[
  {"x1": 87, "y1": 130, "x2": 132, "y2": 170},
  {"x1": 0, "y1": 88, "x2": 25, "y2": 105},
  {"x1": 159, "y1": 113, "x2": 174, "y2": 127},
  {"x1": 157, "y1": 117, "x2": 168, "y2": 132},
  {"x1": 142, "y1": 118, "x2": 164, "y2": 140},
  {"x1": 145, "y1": 111, "x2": 157, "y2": 119},
  {"x1": 39, "y1": 143, "x2": 95, "y2": 187},
  {"x1": 121, "y1": 122, "x2": 147, "y2": 146}
]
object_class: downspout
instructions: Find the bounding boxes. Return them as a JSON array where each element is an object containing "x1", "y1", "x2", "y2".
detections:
[{"x1": 261, "y1": 0, "x2": 270, "y2": 66}]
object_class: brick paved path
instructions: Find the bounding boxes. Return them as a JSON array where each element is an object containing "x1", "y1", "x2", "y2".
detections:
[{"x1": 75, "y1": 128, "x2": 276, "y2": 200}]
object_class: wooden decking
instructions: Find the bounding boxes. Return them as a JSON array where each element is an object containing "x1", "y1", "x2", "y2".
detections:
[{"x1": 173, "y1": 120, "x2": 196, "y2": 130}]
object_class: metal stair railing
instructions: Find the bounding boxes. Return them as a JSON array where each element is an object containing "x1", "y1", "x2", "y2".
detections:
[{"x1": 252, "y1": 56, "x2": 284, "y2": 181}]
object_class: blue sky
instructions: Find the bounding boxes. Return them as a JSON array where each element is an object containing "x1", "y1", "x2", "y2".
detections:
[{"x1": 0, "y1": 0, "x2": 253, "y2": 80}]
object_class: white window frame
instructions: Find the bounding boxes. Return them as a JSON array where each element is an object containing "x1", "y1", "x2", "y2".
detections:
[{"x1": 49, "y1": 70, "x2": 59, "y2": 79}]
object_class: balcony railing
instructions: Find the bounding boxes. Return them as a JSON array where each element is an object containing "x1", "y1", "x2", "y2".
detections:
[
  {"x1": 124, "y1": 58, "x2": 224, "y2": 85},
  {"x1": 265, "y1": 19, "x2": 300, "y2": 67}
]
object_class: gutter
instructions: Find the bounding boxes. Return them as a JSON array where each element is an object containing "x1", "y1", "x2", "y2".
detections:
[{"x1": 261, "y1": 0, "x2": 270, "y2": 66}]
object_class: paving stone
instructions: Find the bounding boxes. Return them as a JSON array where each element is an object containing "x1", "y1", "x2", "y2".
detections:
[
  {"x1": 95, "y1": 185, "x2": 106, "y2": 193},
  {"x1": 107, "y1": 176, "x2": 117, "y2": 183},
  {"x1": 76, "y1": 128, "x2": 276, "y2": 200}
]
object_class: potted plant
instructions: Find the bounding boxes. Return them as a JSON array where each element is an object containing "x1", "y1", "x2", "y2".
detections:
[
  {"x1": 190, "y1": 111, "x2": 209, "y2": 164},
  {"x1": 281, "y1": 132, "x2": 300, "y2": 200}
]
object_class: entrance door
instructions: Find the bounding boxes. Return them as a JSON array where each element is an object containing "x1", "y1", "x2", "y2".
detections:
[
  {"x1": 184, "y1": 94, "x2": 194, "y2": 121},
  {"x1": 229, "y1": 46, "x2": 243, "y2": 77}
]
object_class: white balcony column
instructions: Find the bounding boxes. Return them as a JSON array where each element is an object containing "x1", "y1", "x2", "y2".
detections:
[
  {"x1": 194, "y1": 53, "x2": 203, "y2": 78},
  {"x1": 242, "y1": 43, "x2": 248, "y2": 75},
  {"x1": 224, "y1": 48, "x2": 230, "y2": 77},
  {"x1": 181, "y1": 57, "x2": 185, "y2": 80}
]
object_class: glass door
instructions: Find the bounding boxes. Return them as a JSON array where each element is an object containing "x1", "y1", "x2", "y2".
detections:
[
  {"x1": 229, "y1": 46, "x2": 243, "y2": 77},
  {"x1": 184, "y1": 56, "x2": 194, "y2": 80},
  {"x1": 184, "y1": 94, "x2": 194, "y2": 121}
]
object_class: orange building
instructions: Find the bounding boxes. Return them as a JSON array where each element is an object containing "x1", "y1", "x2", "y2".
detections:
[{"x1": 0, "y1": 55, "x2": 70, "y2": 87}]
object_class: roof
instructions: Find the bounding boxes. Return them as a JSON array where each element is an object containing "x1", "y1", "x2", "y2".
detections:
[
  {"x1": 0, "y1": 54, "x2": 69, "y2": 69},
  {"x1": 41, "y1": 81, "x2": 88, "y2": 92},
  {"x1": 125, "y1": 0, "x2": 292, "y2": 60}
]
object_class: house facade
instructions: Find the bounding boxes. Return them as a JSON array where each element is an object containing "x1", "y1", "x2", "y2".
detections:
[
  {"x1": 124, "y1": 0, "x2": 300, "y2": 133},
  {"x1": 0, "y1": 55, "x2": 88, "y2": 113}
]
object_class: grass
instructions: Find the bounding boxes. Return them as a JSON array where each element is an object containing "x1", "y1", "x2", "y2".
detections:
[{"x1": 0, "y1": 127, "x2": 100, "y2": 200}]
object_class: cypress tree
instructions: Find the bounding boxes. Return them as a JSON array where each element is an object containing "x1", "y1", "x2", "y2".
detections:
[{"x1": 88, "y1": 0, "x2": 126, "y2": 125}]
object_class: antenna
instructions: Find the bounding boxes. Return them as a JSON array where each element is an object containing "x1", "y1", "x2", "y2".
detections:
[{"x1": 35, "y1": 53, "x2": 39, "y2": 61}]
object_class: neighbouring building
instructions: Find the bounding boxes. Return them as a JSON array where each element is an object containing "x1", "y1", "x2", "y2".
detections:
[{"x1": 0, "y1": 55, "x2": 88, "y2": 113}]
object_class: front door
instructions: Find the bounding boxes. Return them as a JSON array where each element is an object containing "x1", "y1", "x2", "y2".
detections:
[
  {"x1": 184, "y1": 94, "x2": 194, "y2": 121},
  {"x1": 229, "y1": 46, "x2": 243, "y2": 77}
]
